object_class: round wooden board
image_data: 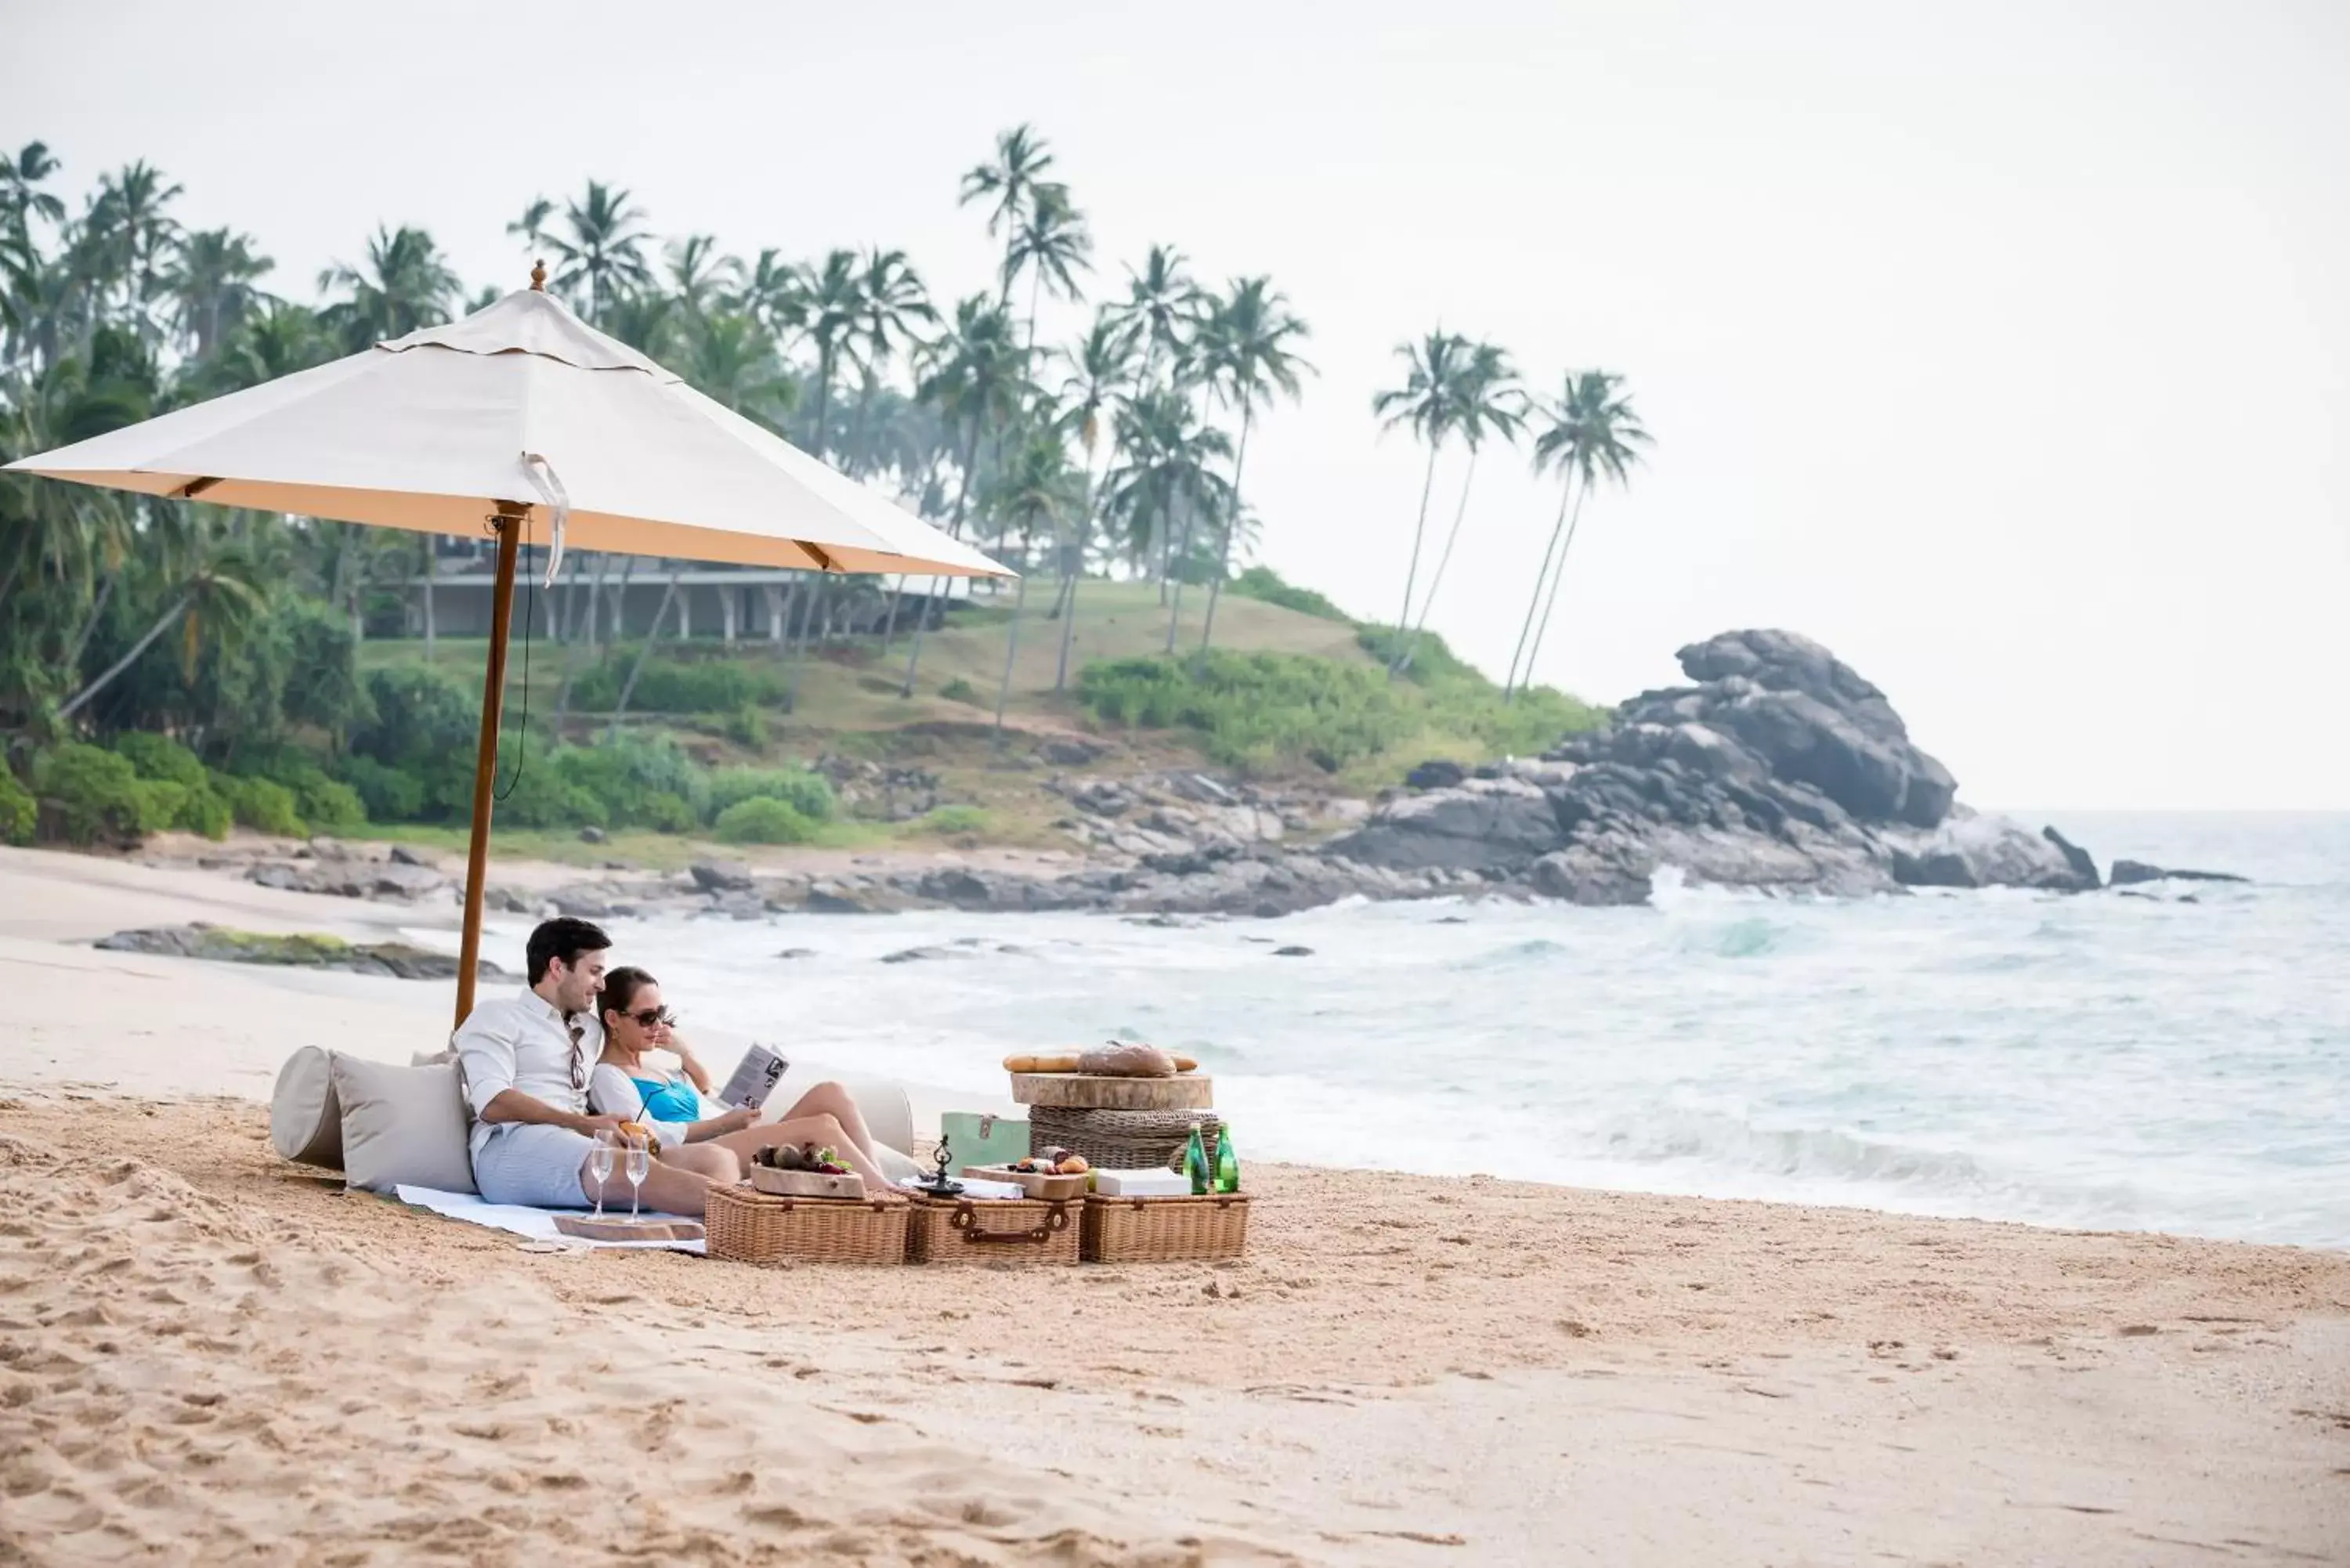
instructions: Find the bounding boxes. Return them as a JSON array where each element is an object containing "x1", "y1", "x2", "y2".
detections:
[{"x1": 1010, "y1": 1071, "x2": 1214, "y2": 1110}]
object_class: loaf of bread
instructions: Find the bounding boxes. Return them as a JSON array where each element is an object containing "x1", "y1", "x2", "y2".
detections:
[
  {"x1": 1002, "y1": 1050, "x2": 1201, "y2": 1075},
  {"x1": 1079, "y1": 1042, "x2": 1178, "y2": 1078}
]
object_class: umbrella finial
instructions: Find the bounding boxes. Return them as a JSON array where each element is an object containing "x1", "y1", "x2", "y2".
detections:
[{"x1": 530, "y1": 259, "x2": 547, "y2": 291}]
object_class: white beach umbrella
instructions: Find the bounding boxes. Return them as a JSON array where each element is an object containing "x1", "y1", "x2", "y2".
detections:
[{"x1": 6, "y1": 267, "x2": 1010, "y2": 1020}]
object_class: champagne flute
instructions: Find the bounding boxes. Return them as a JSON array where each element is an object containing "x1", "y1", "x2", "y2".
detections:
[
  {"x1": 624, "y1": 1133, "x2": 650, "y2": 1220},
  {"x1": 588, "y1": 1130, "x2": 616, "y2": 1219}
]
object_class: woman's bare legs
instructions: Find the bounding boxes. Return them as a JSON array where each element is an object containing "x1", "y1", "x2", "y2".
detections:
[
  {"x1": 772, "y1": 1082, "x2": 880, "y2": 1163},
  {"x1": 659, "y1": 1142, "x2": 740, "y2": 1183},
  {"x1": 705, "y1": 1113, "x2": 891, "y2": 1190}
]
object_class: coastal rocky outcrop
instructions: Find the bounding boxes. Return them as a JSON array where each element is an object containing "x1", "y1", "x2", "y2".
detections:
[
  {"x1": 149, "y1": 628, "x2": 2194, "y2": 923},
  {"x1": 95, "y1": 923, "x2": 507, "y2": 980},
  {"x1": 1326, "y1": 628, "x2": 2102, "y2": 905}
]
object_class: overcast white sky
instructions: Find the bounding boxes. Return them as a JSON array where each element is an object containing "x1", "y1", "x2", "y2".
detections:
[{"x1": 8, "y1": 0, "x2": 2345, "y2": 807}]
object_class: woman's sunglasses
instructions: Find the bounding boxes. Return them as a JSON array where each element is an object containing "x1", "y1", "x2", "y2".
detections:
[{"x1": 624, "y1": 1006, "x2": 676, "y2": 1028}]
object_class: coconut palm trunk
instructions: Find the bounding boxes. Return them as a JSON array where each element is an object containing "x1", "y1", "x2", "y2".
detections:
[
  {"x1": 421, "y1": 537, "x2": 436, "y2": 661},
  {"x1": 1517, "y1": 468, "x2": 1590, "y2": 699},
  {"x1": 1504, "y1": 482, "x2": 1574, "y2": 700},
  {"x1": 59, "y1": 594, "x2": 190, "y2": 721},
  {"x1": 607, "y1": 565, "x2": 684, "y2": 742},
  {"x1": 992, "y1": 573, "x2": 1029, "y2": 742},
  {"x1": 786, "y1": 574, "x2": 825, "y2": 713},
  {"x1": 1195, "y1": 396, "x2": 1255, "y2": 663},
  {"x1": 900, "y1": 415, "x2": 985, "y2": 697},
  {"x1": 1393, "y1": 447, "x2": 1480, "y2": 676},
  {"x1": 1390, "y1": 443, "x2": 1441, "y2": 665}
]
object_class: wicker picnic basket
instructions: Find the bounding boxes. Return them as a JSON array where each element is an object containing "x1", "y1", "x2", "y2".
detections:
[
  {"x1": 905, "y1": 1193, "x2": 1080, "y2": 1266},
  {"x1": 1027, "y1": 1107, "x2": 1220, "y2": 1173},
  {"x1": 1081, "y1": 1192, "x2": 1250, "y2": 1263},
  {"x1": 703, "y1": 1183, "x2": 909, "y2": 1266}
]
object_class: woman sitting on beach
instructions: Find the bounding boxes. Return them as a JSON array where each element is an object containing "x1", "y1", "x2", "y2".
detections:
[{"x1": 586, "y1": 966, "x2": 897, "y2": 1190}]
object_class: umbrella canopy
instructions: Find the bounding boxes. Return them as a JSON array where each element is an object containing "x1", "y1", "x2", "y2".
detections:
[
  {"x1": 6, "y1": 273, "x2": 1007, "y2": 1024},
  {"x1": 3, "y1": 282, "x2": 1007, "y2": 580}
]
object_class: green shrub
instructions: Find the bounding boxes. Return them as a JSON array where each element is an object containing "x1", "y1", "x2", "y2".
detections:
[
  {"x1": 218, "y1": 774, "x2": 306, "y2": 836},
  {"x1": 723, "y1": 703, "x2": 769, "y2": 748},
  {"x1": 705, "y1": 766, "x2": 836, "y2": 824},
  {"x1": 175, "y1": 781, "x2": 233, "y2": 840},
  {"x1": 1079, "y1": 652, "x2": 1416, "y2": 773},
  {"x1": 640, "y1": 790, "x2": 697, "y2": 833},
  {"x1": 338, "y1": 754, "x2": 430, "y2": 822},
  {"x1": 34, "y1": 744, "x2": 183, "y2": 844},
  {"x1": 569, "y1": 655, "x2": 783, "y2": 715},
  {"x1": 233, "y1": 749, "x2": 368, "y2": 835},
  {"x1": 110, "y1": 732, "x2": 231, "y2": 838},
  {"x1": 551, "y1": 732, "x2": 710, "y2": 828},
  {"x1": 0, "y1": 768, "x2": 34, "y2": 847},
  {"x1": 1226, "y1": 565, "x2": 1353, "y2": 623},
  {"x1": 713, "y1": 796, "x2": 816, "y2": 844},
  {"x1": 114, "y1": 732, "x2": 210, "y2": 790},
  {"x1": 351, "y1": 666, "x2": 478, "y2": 766},
  {"x1": 917, "y1": 804, "x2": 989, "y2": 836},
  {"x1": 939, "y1": 677, "x2": 982, "y2": 705},
  {"x1": 478, "y1": 759, "x2": 609, "y2": 831}
]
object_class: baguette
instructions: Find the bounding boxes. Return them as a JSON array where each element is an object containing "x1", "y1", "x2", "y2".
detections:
[{"x1": 1003, "y1": 1050, "x2": 1202, "y2": 1075}]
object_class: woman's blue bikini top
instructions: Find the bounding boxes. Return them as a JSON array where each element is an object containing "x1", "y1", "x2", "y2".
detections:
[{"x1": 632, "y1": 1075, "x2": 702, "y2": 1124}]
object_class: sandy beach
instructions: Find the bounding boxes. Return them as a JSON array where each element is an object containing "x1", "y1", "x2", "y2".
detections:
[{"x1": 5, "y1": 845, "x2": 2347, "y2": 1566}]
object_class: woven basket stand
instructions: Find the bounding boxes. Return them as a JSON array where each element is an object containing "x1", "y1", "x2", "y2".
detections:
[{"x1": 1027, "y1": 1107, "x2": 1221, "y2": 1172}]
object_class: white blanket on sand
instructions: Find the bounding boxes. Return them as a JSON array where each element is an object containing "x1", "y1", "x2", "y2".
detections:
[{"x1": 392, "y1": 1185, "x2": 707, "y2": 1254}]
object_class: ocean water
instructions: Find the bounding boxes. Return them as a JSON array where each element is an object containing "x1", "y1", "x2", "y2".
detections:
[{"x1": 479, "y1": 811, "x2": 2350, "y2": 1249}]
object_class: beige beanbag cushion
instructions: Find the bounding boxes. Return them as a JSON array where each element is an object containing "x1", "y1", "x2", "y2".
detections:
[
  {"x1": 331, "y1": 1054, "x2": 477, "y2": 1196},
  {"x1": 270, "y1": 1046, "x2": 343, "y2": 1169}
]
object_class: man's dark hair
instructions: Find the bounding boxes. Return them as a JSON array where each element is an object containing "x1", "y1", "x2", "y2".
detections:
[{"x1": 526, "y1": 917, "x2": 610, "y2": 985}]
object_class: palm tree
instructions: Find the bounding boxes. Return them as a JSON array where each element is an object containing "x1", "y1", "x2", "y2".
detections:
[
  {"x1": 1001, "y1": 182, "x2": 1092, "y2": 358},
  {"x1": 734, "y1": 247, "x2": 807, "y2": 338},
  {"x1": 86, "y1": 161, "x2": 183, "y2": 331},
  {"x1": 505, "y1": 196, "x2": 555, "y2": 258},
  {"x1": 679, "y1": 310, "x2": 794, "y2": 425},
  {"x1": 664, "y1": 234, "x2": 740, "y2": 320},
  {"x1": 59, "y1": 539, "x2": 265, "y2": 721},
  {"x1": 800, "y1": 248, "x2": 863, "y2": 460},
  {"x1": 1506, "y1": 370, "x2": 1651, "y2": 699},
  {"x1": 1108, "y1": 245, "x2": 1200, "y2": 384},
  {"x1": 600, "y1": 288, "x2": 681, "y2": 360},
  {"x1": 164, "y1": 228, "x2": 273, "y2": 360},
  {"x1": 847, "y1": 247, "x2": 935, "y2": 473},
  {"x1": 1394, "y1": 340, "x2": 1524, "y2": 675},
  {"x1": 544, "y1": 181, "x2": 652, "y2": 324},
  {"x1": 1194, "y1": 276, "x2": 1313, "y2": 659},
  {"x1": 1370, "y1": 330, "x2": 1472, "y2": 664},
  {"x1": 316, "y1": 226, "x2": 457, "y2": 349},
  {"x1": 0, "y1": 141, "x2": 66, "y2": 238},
  {"x1": 1103, "y1": 387, "x2": 1232, "y2": 643},
  {"x1": 1047, "y1": 309, "x2": 1141, "y2": 686},
  {"x1": 899, "y1": 296, "x2": 1021, "y2": 697},
  {"x1": 983, "y1": 421, "x2": 1084, "y2": 735},
  {"x1": 959, "y1": 125, "x2": 1057, "y2": 307}
]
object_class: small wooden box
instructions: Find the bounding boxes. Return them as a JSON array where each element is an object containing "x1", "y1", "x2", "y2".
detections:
[
  {"x1": 905, "y1": 1193, "x2": 1079, "y2": 1266},
  {"x1": 962, "y1": 1164, "x2": 1088, "y2": 1201},
  {"x1": 1081, "y1": 1193, "x2": 1249, "y2": 1263}
]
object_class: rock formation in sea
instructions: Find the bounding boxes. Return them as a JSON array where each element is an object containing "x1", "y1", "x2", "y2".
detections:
[{"x1": 1325, "y1": 627, "x2": 2101, "y2": 905}]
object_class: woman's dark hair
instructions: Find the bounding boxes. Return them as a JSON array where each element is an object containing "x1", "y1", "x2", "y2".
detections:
[
  {"x1": 597, "y1": 966, "x2": 659, "y2": 1028},
  {"x1": 526, "y1": 917, "x2": 610, "y2": 984}
]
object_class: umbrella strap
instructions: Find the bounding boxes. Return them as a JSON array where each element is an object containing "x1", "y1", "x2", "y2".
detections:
[{"x1": 520, "y1": 452, "x2": 570, "y2": 589}]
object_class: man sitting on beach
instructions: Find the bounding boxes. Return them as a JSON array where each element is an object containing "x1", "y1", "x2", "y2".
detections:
[{"x1": 454, "y1": 916, "x2": 734, "y2": 1215}]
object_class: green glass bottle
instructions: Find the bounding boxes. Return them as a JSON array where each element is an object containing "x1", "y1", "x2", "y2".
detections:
[
  {"x1": 1215, "y1": 1127, "x2": 1238, "y2": 1194},
  {"x1": 1184, "y1": 1120, "x2": 1210, "y2": 1194}
]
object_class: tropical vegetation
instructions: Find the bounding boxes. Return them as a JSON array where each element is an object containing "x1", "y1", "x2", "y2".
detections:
[{"x1": 2, "y1": 125, "x2": 1641, "y2": 851}]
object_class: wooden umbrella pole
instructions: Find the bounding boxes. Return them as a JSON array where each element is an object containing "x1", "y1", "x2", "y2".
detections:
[{"x1": 454, "y1": 505, "x2": 526, "y2": 1026}]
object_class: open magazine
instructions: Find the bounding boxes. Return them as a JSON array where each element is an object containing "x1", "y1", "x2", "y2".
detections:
[{"x1": 718, "y1": 1044, "x2": 788, "y2": 1111}]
